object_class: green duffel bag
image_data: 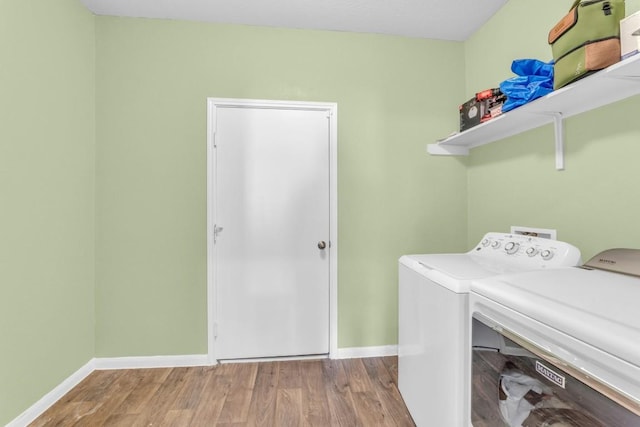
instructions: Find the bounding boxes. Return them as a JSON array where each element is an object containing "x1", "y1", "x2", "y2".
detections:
[{"x1": 548, "y1": 0, "x2": 625, "y2": 90}]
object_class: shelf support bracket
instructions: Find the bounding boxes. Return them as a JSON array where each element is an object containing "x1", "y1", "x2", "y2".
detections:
[
  {"x1": 552, "y1": 112, "x2": 564, "y2": 171},
  {"x1": 531, "y1": 111, "x2": 565, "y2": 170}
]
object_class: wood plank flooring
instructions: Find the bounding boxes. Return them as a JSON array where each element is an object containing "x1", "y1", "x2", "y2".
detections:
[{"x1": 30, "y1": 357, "x2": 415, "y2": 426}]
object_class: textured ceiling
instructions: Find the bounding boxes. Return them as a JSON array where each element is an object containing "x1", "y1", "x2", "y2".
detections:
[{"x1": 80, "y1": 0, "x2": 507, "y2": 41}]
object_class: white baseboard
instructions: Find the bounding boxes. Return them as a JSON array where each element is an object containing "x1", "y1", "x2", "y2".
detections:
[
  {"x1": 6, "y1": 354, "x2": 212, "y2": 427},
  {"x1": 219, "y1": 354, "x2": 328, "y2": 364},
  {"x1": 6, "y1": 359, "x2": 96, "y2": 427},
  {"x1": 93, "y1": 354, "x2": 212, "y2": 370},
  {"x1": 335, "y1": 345, "x2": 398, "y2": 359}
]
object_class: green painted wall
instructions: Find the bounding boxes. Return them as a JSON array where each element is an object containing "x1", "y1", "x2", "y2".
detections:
[
  {"x1": 0, "y1": 0, "x2": 95, "y2": 424},
  {"x1": 14, "y1": 0, "x2": 640, "y2": 421},
  {"x1": 94, "y1": 18, "x2": 468, "y2": 355},
  {"x1": 465, "y1": 0, "x2": 640, "y2": 260}
]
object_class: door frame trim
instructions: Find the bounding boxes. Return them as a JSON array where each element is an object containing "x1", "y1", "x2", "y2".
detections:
[{"x1": 206, "y1": 98, "x2": 338, "y2": 362}]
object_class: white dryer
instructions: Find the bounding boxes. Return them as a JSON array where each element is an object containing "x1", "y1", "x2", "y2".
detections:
[
  {"x1": 398, "y1": 232, "x2": 581, "y2": 427},
  {"x1": 469, "y1": 249, "x2": 640, "y2": 426}
]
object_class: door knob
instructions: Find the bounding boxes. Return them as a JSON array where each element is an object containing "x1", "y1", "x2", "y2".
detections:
[{"x1": 318, "y1": 241, "x2": 327, "y2": 250}]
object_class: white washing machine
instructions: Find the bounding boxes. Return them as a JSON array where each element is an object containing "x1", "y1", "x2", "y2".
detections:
[
  {"x1": 398, "y1": 232, "x2": 581, "y2": 427},
  {"x1": 469, "y1": 249, "x2": 640, "y2": 426}
]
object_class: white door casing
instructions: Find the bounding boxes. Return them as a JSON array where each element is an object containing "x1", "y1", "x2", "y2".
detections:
[{"x1": 207, "y1": 98, "x2": 338, "y2": 361}]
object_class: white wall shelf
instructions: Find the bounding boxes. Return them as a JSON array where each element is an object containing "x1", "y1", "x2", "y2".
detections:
[{"x1": 427, "y1": 54, "x2": 640, "y2": 170}]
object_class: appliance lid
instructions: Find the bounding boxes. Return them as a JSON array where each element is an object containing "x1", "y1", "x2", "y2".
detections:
[
  {"x1": 401, "y1": 253, "x2": 513, "y2": 280},
  {"x1": 583, "y1": 248, "x2": 640, "y2": 277},
  {"x1": 398, "y1": 231, "x2": 582, "y2": 293},
  {"x1": 471, "y1": 267, "x2": 640, "y2": 369}
]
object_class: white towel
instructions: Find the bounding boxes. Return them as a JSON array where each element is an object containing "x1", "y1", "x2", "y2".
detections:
[{"x1": 499, "y1": 368, "x2": 551, "y2": 427}]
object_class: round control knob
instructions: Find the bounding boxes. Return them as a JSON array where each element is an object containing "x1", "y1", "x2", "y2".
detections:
[
  {"x1": 491, "y1": 241, "x2": 501, "y2": 249},
  {"x1": 526, "y1": 247, "x2": 538, "y2": 257},
  {"x1": 540, "y1": 249, "x2": 554, "y2": 260},
  {"x1": 504, "y1": 242, "x2": 520, "y2": 254},
  {"x1": 482, "y1": 238, "x2": 491, "y2": 247}
]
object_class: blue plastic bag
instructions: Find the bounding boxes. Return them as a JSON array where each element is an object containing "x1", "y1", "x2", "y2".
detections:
[{"x1": 500, "y1": 59, "x2": 554, "y2": 113}]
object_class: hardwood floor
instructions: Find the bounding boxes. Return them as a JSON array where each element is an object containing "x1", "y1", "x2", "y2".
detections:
[{"x1": 30, "y1": 357, "x2": 415, "y2": 426}]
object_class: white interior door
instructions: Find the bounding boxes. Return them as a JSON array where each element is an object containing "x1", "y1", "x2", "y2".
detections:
[{"x1": 210, "y1": 101, "x2": 332, "y2": 360}]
